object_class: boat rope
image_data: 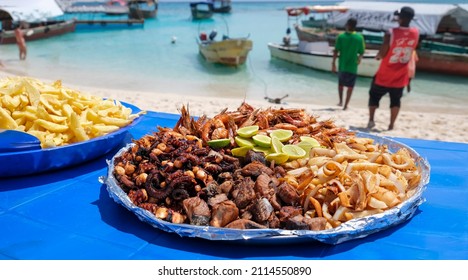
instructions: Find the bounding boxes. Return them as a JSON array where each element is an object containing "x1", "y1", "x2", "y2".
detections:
[
  {"x1": 246, "y1": 55, "x2": 268, "y2": 99},
  {"x1": 247, "y1": 55, "x2": 288, "y2": 104}
]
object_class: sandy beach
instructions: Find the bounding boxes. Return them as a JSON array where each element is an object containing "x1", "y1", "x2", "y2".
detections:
[
  {"x1": 1, "y1": 72, "x2": 467, "y2": 144},
  {"x1": 75, "y1": 82, "x2": 468, "y2": 144}
]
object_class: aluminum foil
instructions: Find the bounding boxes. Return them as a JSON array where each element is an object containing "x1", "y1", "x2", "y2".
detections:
[{"x1": 104, "y1": 132, "x2": 430, "y2": 244}]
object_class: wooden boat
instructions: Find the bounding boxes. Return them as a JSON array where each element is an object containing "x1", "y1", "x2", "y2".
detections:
[
  {"x1": 211, "y1": 0, "x2": 231, "y2": 14},
  {"x1": 268, "y1": 41, "x2": 379, "y2": 77},
  {"x1": 198, "y1": 33, "x2": 252, "y2": 66},
  {"x1": 128, "y1": 0, "x2": 158, "y2": 19},
  {"x1": 0, "y1": 20, "x2": 76, "y2": 44},
  {"x1": 0, "y1": 0, "x2": 76, "y2": 44},
  {"x1": 190, "y1": 2, "x2": 214, "y2": 20}
]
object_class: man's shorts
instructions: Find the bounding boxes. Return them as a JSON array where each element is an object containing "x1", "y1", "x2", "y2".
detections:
[
  {"x1": 368, "y1": 79, "x2": 404, "y2": 108},
  {"x1": 338, "y1": 72, "x2": 357, "y2": 88}
]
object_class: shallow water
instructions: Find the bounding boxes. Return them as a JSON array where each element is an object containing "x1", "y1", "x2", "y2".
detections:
[{"x1": 1, "y1": 1, "x2": 467, "y2": 114}]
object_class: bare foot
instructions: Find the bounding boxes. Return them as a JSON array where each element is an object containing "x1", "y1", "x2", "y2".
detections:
[
  {"x1": 367, "y1": 121, "x2": 375, "y2": 129},
  {"x1": 388, "y1": 124, "x2": 394, "y2": 130},
  {"x1": 337, "y1": 102, "x2": 342, "y2": 107},
  {"x1": 343, "y1": 106, "x2": 347, "y2": 110}
]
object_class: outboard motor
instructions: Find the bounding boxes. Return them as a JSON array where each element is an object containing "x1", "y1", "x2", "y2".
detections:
[{"x1": 209, "y1": 30, "x2": 217, "y2": 41}]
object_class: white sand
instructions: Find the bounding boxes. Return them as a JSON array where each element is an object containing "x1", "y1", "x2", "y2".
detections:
[
  {"x1": 2, "y1": 73, "x2": 468, "y2": 143},
  {"x1": 78, "y1": 84, "x2": 468, "y2": 144}
]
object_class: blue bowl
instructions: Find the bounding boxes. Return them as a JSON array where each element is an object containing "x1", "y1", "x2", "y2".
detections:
[{"x1": 0, "y1": 102, "x2": 142, "y2": 178}]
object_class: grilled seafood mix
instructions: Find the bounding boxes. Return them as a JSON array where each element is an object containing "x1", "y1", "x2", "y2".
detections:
[{"x1": 112, "y1": 103, "x2": 423, "y2": 231}]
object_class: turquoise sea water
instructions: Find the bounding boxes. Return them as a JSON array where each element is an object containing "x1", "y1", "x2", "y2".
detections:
[{"x1": 1, "y1": 0, "x2": 467, "y2": 114}]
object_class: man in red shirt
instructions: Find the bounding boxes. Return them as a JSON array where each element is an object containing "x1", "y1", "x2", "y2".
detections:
[{"x1": 367, "y1": 6, "x2": 419, "y2": 130}]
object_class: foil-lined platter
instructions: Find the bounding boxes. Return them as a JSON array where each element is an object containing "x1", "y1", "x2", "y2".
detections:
[{"x1": 105, "y1": 131, "x2": 430, "y2": 245}]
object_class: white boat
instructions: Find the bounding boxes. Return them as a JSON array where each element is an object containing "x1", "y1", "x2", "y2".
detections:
[
  {"x1": 268, "y1": 41, "x2": 379, "y2": 77},
  {"x1": 306, "y1": 1, "x2": 468, "y2": 77}
]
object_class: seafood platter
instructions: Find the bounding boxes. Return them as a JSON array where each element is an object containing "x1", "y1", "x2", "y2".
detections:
[
  {"x1": 106, "y1": 103, "x2": 430, "y2": 244},
  {"x1": 0, "y1": 77, "x2": 144, "y2": 177}
]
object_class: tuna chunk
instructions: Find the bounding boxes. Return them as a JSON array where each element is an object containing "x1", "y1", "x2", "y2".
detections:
[
  {"x1": 210, "y1": 200, "x2": 239, "y2": 227},
  {"x1": 285, "y1": 215, "x2": 309, "y2": 230},
  {"x1": 303, "y1": 216, "x2": 328, "y2": 231},
  {"x1": 231, "y1": 177, "x2": 256, "y2": 209},
  {"x1": 254, "y1": 173, "x2": 272, "y2": 196},
  {"x1": 251, "y1": 198, "x2": 274, "y2": 223},
  {"x1": 241, "y1": 161, "x2": 273, "y2": 177},
  {"x1": 207, "y1": 193, "x2": 228, "y2": 207},
  {"x1": 277, "y1": 182, "x2": 299, "y2": 205},
  {"x1": 278, "y1": 206, "x2": 303, "y2": 223},
  {"x1": 182, "y1": 197, "x2": 211, "y2": 226}
]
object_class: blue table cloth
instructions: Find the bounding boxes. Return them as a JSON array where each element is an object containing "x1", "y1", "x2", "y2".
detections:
[{"x1": 1, "y1": 111, "x2": 467, "y2": 260}]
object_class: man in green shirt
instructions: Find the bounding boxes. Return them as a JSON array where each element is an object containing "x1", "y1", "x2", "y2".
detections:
[{"x1": 332, "y1": 18, "x2": 365, "y2": 110}]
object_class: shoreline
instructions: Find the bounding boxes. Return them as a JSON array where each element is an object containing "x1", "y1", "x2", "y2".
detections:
[
  {"x1": 76, "y1": 83, "x2": 468, "y2": 144},
  {"x1": 1, "y1": 73, "x2": 467, "y2": 143}
]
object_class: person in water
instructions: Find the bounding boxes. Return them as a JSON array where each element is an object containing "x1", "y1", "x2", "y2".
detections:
[{"x1": 14, "y1": 24, "x2": 27, "y2": 60}]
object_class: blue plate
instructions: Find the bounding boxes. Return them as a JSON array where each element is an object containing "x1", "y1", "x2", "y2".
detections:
[{"x1": 0, "y1": 102, "x2": 142, "y2": 178}]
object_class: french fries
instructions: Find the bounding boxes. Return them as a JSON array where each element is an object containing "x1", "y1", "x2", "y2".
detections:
[{"x1": 0, "y1": 76, "x2": 145, "y2": 148}]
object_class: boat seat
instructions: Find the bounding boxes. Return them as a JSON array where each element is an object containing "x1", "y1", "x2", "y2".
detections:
[{"x1": 298, "y1": 41, "x2": 329, "y2": 53}]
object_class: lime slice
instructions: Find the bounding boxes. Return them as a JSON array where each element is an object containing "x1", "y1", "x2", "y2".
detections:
[
  {"x1": 252, "y1": 145, "x2": 271, "y2": 155},
  {"x1": 252, "y1": 134, "x2": 271, "y2": 148},
  {"x1": 237, "y1": 125, "x2": 259, "y2": 138},
  {"x1": 271, "y1": 136, "x2": 284, "y2": 154},
  {"x1": 282, "y1": 144, "x2": 307, "y2": 160},
  {"x1": 235, "y1": 136, "x2": 255, "y2": 148},
  {"x1": 265, "y1": 153, "x2": 289, "y2": 164},
  {"x1": 231, "y1": 146, "x2": 252, "y2": 157},
  {"x1": 299, "y1": 136, "x2": 321, "y2": 147},
  {"x1": 297, "y1": 141, "x2": 314, "y2": 156},
  {"x1": 207, "y1": 138, "x2": 231, "y2": 148},
  {"x1": 270, "y1": 129, "x2": 293, "y2": 142}
]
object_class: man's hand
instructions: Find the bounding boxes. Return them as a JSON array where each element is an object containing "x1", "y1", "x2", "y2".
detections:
[{"x1": 332, "y1": 63, "x2": 337, "y2": 73}]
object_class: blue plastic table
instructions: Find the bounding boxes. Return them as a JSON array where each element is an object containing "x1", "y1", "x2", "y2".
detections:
[{"x1": 1, "y1": 111, "x2": 467, "y2": 260}]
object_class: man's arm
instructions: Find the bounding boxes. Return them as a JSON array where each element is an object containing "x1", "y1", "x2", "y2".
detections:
[
  {"x1": 376, "y1": 32, "x2": 390, "y2": 60},
  {"x1": 332, "y1": 36, "x2": 341, "y2": 73},
  {"x1": 332, "y1": 49, "x2": 338, "y2": 73}
]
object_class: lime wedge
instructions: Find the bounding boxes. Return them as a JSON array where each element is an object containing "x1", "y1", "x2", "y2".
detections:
[
  {"x1": 297, "y1": 141, "x2": 314, "y2": 156},
  {"x1": 235, "y1": 136, "x2": 255, "y2": 148},
  {"x1": 271, "y1": 136, "x2": 284, "y2": 154},
  {"x1": 265, "y1": 153, "x2": 289, "y2": 164},
  {"x1": 252, "y1": 134, "x2": 271, "y2": 148},
  {"x1": 252, "y1": 145, "x2": 271, "y2": 155},
  {"x1": 282, "y1": 144, "x2": 306, "y2": 160},
  {"x1": 270, "y1": 129, "x2": 293, "y2": 142},
  {"x1": 231, "y1": 146, "x2": 252, "y2": 157},
  {"x1": 237, "y1": 125, "x2": 259, "y2": 138},
  {"x1": 207, "y1": 138, "x2": 231, "y2": 148},
  {"x1": 299, "y1": 136, "x2": 321, "y2": 147}
]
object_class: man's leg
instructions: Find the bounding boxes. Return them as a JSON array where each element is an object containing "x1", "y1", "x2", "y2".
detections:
[
  {"x1": 368, "y1": 106, "x2": 377, "y2": 129},
  {"x1": 388, "y1": 88, "x2": 403, "y2": 130},
  {"x1": 343, "y1": 87, "x2": 353, "y2": 110},
  {"x1": 337, "y1": 85, "x2": 343, "y2": 106},
  {"x1": 388, "y1": 106, "x2": 400, "y2": 130}
]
